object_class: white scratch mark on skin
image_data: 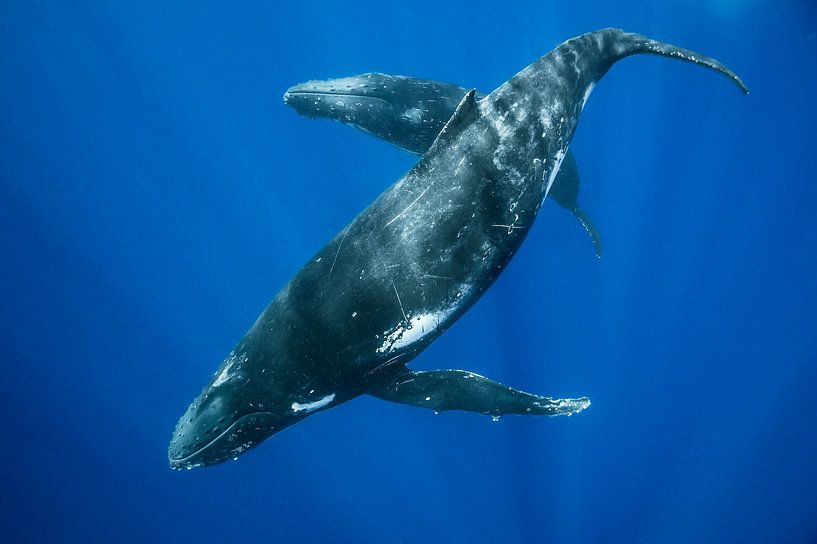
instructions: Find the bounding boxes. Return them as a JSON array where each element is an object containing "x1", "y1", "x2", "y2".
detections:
[
  {"x1": 454, "y1": 156, "x2": 466, "y2": 175},
  {"x1": 365, "y1": 353, "x2": 407, "y2": 378},
  {"x1": 392, "y1": 283, "x2": 408, "y2": 323},
  {"x1": 328, "y1": 228, "x2": 349, "y2": 279},
  {"x1": 491, "y1": 223, "x2": 526, "y2": 234},
  {"x1": 491, "y1": 213, "x2": 524, "y2": 234},
  {"x1": 423, "y1": 274, "x2": 454, "y2": 280},
  {"x1": 291, "y1": 393, "x2": 335, "y2": 413},
  {"x1": 385, "y1": 182, "x2": 434, "y2": 227}
]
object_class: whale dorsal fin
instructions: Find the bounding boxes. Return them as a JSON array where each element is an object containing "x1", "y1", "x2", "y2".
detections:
[{"x1": 425, "y1": 89, "x2": 480, "y2": 155}]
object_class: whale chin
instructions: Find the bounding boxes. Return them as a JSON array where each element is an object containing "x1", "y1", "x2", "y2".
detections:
[{"x1": 168, "y1": 410, "x2": 279, "y2": 470}]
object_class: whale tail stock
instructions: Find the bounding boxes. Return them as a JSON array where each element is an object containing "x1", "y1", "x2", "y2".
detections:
[
  {"x1": 545, "y1": 28, "x2": 749, "y2": 96},
  {"x1": 507, "y1": 28, "x2": 749, "y2": 115}
]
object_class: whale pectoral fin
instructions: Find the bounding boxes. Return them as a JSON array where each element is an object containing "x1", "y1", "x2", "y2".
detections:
[
  {"x1": 367, "y1": 369, "x2": 590, "y2": 417},
  {"x1": 572, "y1": 206, "x2": 603, "y2": 258},
  {"x1": 539, "y1": 152, "x2": 602, "y2": 258}
]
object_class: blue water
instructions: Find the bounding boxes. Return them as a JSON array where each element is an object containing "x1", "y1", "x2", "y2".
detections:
[{"x1": 2, "y1": 1, "x2": 816, "y2": 542}]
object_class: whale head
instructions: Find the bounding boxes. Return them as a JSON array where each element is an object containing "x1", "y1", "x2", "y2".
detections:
[
  {"x1": 283, "y1": 74, "x2": 404, "y2": 141},
  {"x1": 168, "y1": 350, "x2": 336, "y2": 469},
  {"x1": 283, "y1": 73, "x2": 468, "y2": 154}
]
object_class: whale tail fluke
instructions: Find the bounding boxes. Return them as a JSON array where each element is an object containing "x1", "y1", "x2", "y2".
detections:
[
  {"x1": 571, "y1": 28, "x2": 748, "y2": 94},
  {"x1": 601, "y1": 29, "x2": 748, "y2": 93},
  {"x1": 518, "y1": 28, "x2": 748, "y2": 108}
]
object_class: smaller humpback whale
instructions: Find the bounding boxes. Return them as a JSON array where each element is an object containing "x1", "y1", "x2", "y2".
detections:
[
  {"x1": 169, "y1": 29, "x2": 746, "y2": 469},
  {"x1": 284, "y1": 74, "x2": 603, "y2": 257}
]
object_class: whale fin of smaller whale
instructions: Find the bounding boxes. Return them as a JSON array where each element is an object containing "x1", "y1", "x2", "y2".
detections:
[
  {"x1": 367, "y1": 368, "x2": 591, "y2": 417},
  {"x1": 425, "y1": 89, "x2": 481, "y2": 155},
  {"x1": 572, "y1": 206, "x2": 603, "y2": 258},
  {"x1": 543, "y1": 149, "x2": 603, "y2": 257}
]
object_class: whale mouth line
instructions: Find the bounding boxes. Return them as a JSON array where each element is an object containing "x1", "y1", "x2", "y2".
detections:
[
  {"x1": 284, "y1": 90, "x2": 392, "y2": 106},
  {"x1": 169, "y1": 410, "x2": 273, "y2": 469}
]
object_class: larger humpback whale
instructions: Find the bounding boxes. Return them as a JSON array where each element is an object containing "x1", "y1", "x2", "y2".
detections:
[
  {"x1": 169, "y1": 28, "x2": 746, "y2": 469},
  {"x1": 283, "y1": 74, "x2": 603, "y2": 256}
]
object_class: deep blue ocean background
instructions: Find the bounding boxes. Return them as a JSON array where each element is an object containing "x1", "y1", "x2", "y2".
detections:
[{"x1": 2, "y1": 1, "x2": 816, "y2": 542}]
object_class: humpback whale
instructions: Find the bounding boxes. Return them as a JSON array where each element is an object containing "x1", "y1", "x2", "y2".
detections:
[
  {"x1": 169, "y1": 28, "x2": 746, "y2": 469},
  {"x1": 283, "y1": 74, "x2": 603, "y2": 257}
]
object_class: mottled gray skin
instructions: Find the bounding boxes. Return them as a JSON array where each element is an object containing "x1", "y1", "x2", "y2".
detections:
[
  {"x1": 285, "y1": 74, "x2": 469, "y2": 154},
  {"x1": 284, "y1": 74, "x2": 604, "y2": 256},
  {"x1": 169, "y1": 29, "x2": 746, "y2": 469}
]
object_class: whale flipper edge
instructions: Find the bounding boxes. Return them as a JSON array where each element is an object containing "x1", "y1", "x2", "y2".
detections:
[
  {"x1": 368, "y1": 368, "x2": 591, "y2": 417},
  {"x1": 573, "y1": 206, "x2": 603, "y2": 258}
]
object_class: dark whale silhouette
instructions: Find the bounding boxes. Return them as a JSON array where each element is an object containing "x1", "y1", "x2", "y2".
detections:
[
  {"x1": 284, "y1": 74, "x2": 603, "y2": 256},
  {"x1": 169, "y1": 28, "x2": 746, "y2": 469}
]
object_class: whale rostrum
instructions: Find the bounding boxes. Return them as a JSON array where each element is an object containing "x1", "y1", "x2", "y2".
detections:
[{"x1": 169, "y1": 28, "x2": 746, "y2": 469}]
